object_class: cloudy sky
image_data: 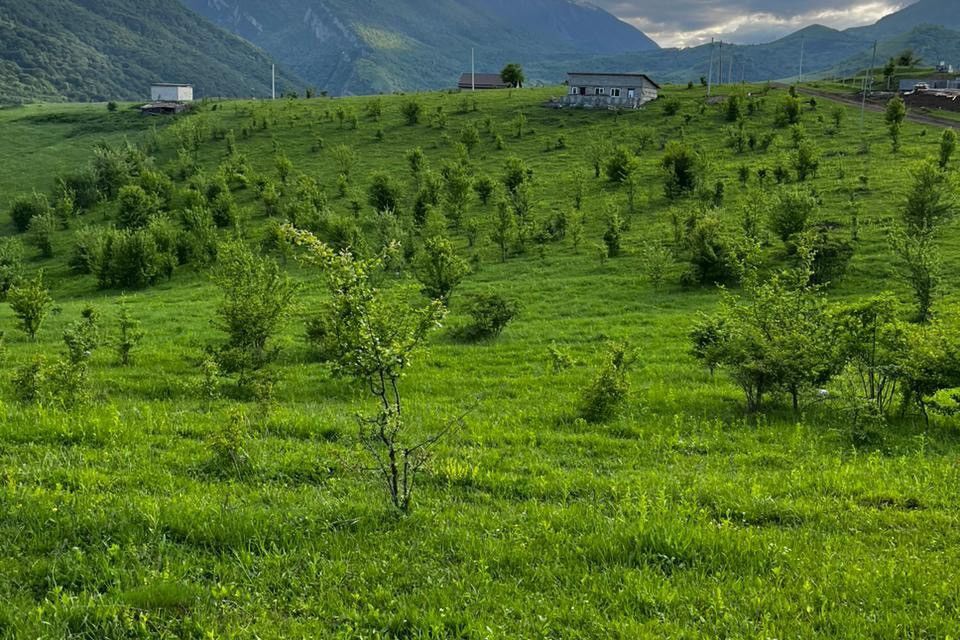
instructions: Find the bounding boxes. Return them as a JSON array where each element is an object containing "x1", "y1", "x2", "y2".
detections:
[{"x1": 594, "y1": 1, "x2": 907, "y2": 47}]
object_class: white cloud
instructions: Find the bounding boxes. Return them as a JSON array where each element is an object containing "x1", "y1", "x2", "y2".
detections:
[{"x1": 593, "y1": 1, "x2": 907, "y2": 47}]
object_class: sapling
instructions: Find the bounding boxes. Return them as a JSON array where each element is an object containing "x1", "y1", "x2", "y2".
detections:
[{"x1": 284, "y1": 226, "x2": 458, "y2": 512}]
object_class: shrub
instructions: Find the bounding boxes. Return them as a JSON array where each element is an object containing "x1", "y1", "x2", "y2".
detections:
[
  {"x1": 808, "y1": 224, "x2": 854, "y2": 286},
  {"x1": 502, "y1": 156, "x2": 531, "y2": 195},
  {"x1": 662, "y1": 98, "x2": 682, "y2": 116},
  {"x1": 0, "y1": 237, "x2": 24, "y2": 298},
  {"x1": 462, "y1": 292, "x2": 520, "y2": 340},
  {"x1": 367, "y1": 171, "x2": 403, "y2": 214},
  {"x1": 776, "y1": 94, "x2": 802, "y2": 127},
  {"x1": 27, "y1": 211, "x2": 57, "y2": 258},
  {"x1": 117, "y1": 184, "x2": 161, "y2": 230},
  {"x1": 681, "y1": 214, "x2": 743, "y2": 286},
  {"x1": 769, "y1": 188, "x2": 817, "y2": 244},
  {"x1": 885, "y1": 95, "x2": 906, "y2": 153},
  {"x1": 580, "y1": 342, "x2": 635, "y2": 423},
  {"x1": 10, "y1": 192, "x2": 50, "y2": 233},
  {"x1": 939, "y1": 129, "x2": 956, "y2": 169},
  {"x1": 603, "y1": 210, "x2": 625, "y2": 258},
  {"x1": 115, "y1": 295, "x2": 145, "y2": 366},
  {"x1": 213, "y1": 242, "x2": 297, "y2": 383},
  {"x1": 95, "y1": 228, "x2": 162, "y2": 289},
  {"x1": 604, "y1": 146, "x2": 638, "y2": 183},
  {"x1": 473, "y1": 176, "x2": 495, "y2": 205},
  {"x1": 401, "y1": 100, "x2": 423, "y2": 125},
  {"x1": 794, "y1": 141, "x2": 820, "y2": 181},
  {"x1": 59, "y1": 169, "x2": 100, "y2": 211},
  {"x1": 414, "y1": 235, "x2": 470, "y2": 302},
  {"x1": 661, "y1": 142, "x2": 704, "y2": 198},
  {"x1": 8, "y1": 271, "x2": 53, "y2": 340}
]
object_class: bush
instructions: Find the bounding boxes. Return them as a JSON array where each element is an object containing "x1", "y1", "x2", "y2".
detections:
[
  {"x1": 502, "y1": 156, "x2": 531, "y2": 195},
  {"x1": 28, "y1": 211, "x2": 57, "y2": 258},
  {"x1": 59, "y1": 168, "x2": 100, "y2": 211},
  {"x1": 117, "y1": 184, "x2": 161, "y2": 230},
  {"x1": 681, "y1": 214, "x2": 743, "y2": 286},
  {"x1": 115, "y1": 295, "x2": 145, "y2": 366},
  {"x1": 473, "y1": 176, "x2": 495, "y2": 205},
  {"x1": 0, "y1": 237, "x2": 24, "y2": 298},
  {"x1": 662, "y1": 98, "x2": 682, "y2": 116},
  {"x1": 604, "y1": 146, "x2": 638, "y2": 183},
  {"x1": 10, "y1": 192, "x2": 50, "y2": 233},
  {"x1": 808, "y1": 224, "x2": 854, "y2": 286},
  {"x1": 462, "y1": 292, "x2": 520, "y2": 340},
  {"x1": 8, "y1": 271, "x2": 53, "y2": 340},
  {"x1": 213, "y1": 242, "x2": 296, "y2": 382},
  {"x1": 367, "y1": 171, "x2": 403, "y2": 214},
  {"x1": 414, "y1": 235, "x2": 470, "y2": 302},
  {"x1": 580, "y1": 342, "x2": 635, "y2": 423},
  {"x1": 401, "y1": 100, "x2": 422, "y2": 125},
  {"x1": 95, "y1": 228, "x2": 163, "y2": 289},
  {"x1": 776, "y1": 94, "x2": 802, "y2": 127},
  {"x1": 661, "y1": 141, "x2": 704, "y2": 198},
  {"x1": 769, "y1": 188, "x2": 817, "y2": 244}
]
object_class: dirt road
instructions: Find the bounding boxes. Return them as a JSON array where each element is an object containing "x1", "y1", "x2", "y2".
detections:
[{"x1": 773, "y1": 84, "x2": 960, "y2": 129}]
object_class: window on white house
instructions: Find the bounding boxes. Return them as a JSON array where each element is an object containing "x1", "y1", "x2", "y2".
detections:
[
  {"x1": 596, "y1": 87, "x2": 605, "y2": 95},
  {"x1": 569, "y1": 86, "x2": 578, "y2": 95},
  {"x1": 611, "y1": 88, "x2": 621, "y2": 97},
  {"x1": 627, "y1": 88, "x2": 635, "y2": 98}
]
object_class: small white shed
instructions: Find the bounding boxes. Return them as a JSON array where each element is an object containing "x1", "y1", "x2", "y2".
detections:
[{"x1": 150, "y1": 83, "x2": 194, "y2": 102}]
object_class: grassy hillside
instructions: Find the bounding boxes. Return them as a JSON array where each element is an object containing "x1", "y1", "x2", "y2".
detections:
[
  {"x1": 0, "y1": 0, "x2": 300, "y2": 104},
  {"x1": 1, "y1": 85, "x2": 960, "y2": 636}
]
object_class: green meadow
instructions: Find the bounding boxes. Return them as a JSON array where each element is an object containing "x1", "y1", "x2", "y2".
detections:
[{"x1": 0, "y1": 84, "x2": 959, "y2": 638}]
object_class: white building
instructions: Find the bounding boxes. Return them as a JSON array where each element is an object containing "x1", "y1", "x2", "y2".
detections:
[
  {"x1": 150, "y1": 83, "x2": 194, "y2": 102},
  {"x1": 560, "y1": 72, "x2": 659, "y2": 109}
]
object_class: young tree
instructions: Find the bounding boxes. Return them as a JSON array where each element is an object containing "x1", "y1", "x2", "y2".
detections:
[
  {"x1": 284, "y1": 226, "x2": 452, "y2": 512},
  {"x1": 491, "y1": 198, "x2": 517, "y2": 262},
  {"x1": 8, "y1": 270, "x2": 53, "y2": 340},
  {"x1": 939, "y1": 129, "x2": 957, "y2": 169},
  {"x1": 885, "y1": 95, "x2": 907, "y2": 153},
  {"x1": 213, "y1": 242, "x2": 297, "y2": 383},
  {"x1": 28, "y1": 211, "x2": 57, "y2": 258},
  {"x1": 883, "y1": 58, "x2": 897, "y2": 90},
  {"x1": 661, "y1": 141, "x2": 704, "y2": 198},
  {"x1": 500, "y1": 63, "x2": 525, "y2": 88},
  {"x1": 414, "y1": 235, "x2": 470, "y2": 302},
  {"x1": 580, "y1": 342, "x2": 636, "y2": 423},
  {"x1": 0, "y1": 237, "x2": 24, "y2": 299},
  {"x1": 401, "y1": 100, "x2": 423, "y2": 125},
  {"x1": 367, "y1": 171, "x2": 403, "y2": 214},
  {"x1": 691, "y1": 252, "x2": 836, "y2": 412},
  {"x1": 769, "y1": 188, "x2": 817, "y2": 245},
  {"x1": 115, "y1": 295, "x2": 145, "y2": 366}
]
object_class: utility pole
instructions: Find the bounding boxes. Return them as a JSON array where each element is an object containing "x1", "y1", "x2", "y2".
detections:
[
  {"x1": 718, "y1": 40, "x2": 723, "y2": 85},
  {"x1": 471, "y1": 48, "x2": 475, "y2": 91},
  {"x1": 707, "y1": 37, "x2": 715, "y2": 97},
  {"x1": 860, "y1": 40, "x2": 878, "y2": 131},
  {"x1": 272, "y1": 64, "x2": 276, "y2": 100},
  {"x1": 729, "y1": 52, "x2": 735, "y2": 87}
]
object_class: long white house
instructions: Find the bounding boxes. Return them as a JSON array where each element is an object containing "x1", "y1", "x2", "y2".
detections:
[{"x1": 561, "y1": 72, "x2": 659, "y2": 109}]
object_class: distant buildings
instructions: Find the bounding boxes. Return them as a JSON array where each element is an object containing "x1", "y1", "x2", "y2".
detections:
[
  {"x1": 557, "y1": 72, "x2": 659, "y2": 109},
  {"x1": 150, "y1": 83, "x2": 194, "y2": 102},
  {"x1": 458, "y1": 73, "x2": 511, "y2": 90}
]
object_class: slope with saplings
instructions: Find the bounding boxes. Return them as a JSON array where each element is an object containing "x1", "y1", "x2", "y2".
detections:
[{"x1": 1, "y1": 85, "x2": 960, "y2": 636}]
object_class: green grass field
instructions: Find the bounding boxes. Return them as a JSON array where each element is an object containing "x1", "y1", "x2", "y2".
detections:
[{"x1": 1, "y1": 84, "x2": 959, "y2": 638}]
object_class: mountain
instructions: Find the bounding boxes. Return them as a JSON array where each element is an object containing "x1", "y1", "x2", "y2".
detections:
[
  {"x1": 831, "y1": 25, "x2": 960, "y2": 77},
  {"x1": 847, "y1": 0, "x2": 960, "y2": 41},
  {"x1": 0, "y1": 0, "x2": 300, "y2": 104},
  {"x1": 179, "y1": 0, "x2": 659, "y2": 95}
]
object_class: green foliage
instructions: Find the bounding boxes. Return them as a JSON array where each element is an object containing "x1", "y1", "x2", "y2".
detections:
[
  {"x1": 0, "y1": 237, "x2": 24, "y2": 298},
  {"x1": 579, "y1": 342, "x2": 635, "y2": 423},
  {"x1": 500, "y1": 63, "x2": 525, "y2": 88},
  {"x1": 27, "y1": 211, "x2": 57, "y2": 258},
  {"x1": 8, "y1": 270, "x2": 52, "y2": 340},
  {"x1": 401, "y1": 100, "x2": 423, "y2": 125},
  {"x1": 115, "y1": 295, "x2": 145, "y2": 366},
  {"x1": 604, "y1": 146, "x2": 638, "y2": 183},
  {"x1": 693, "y1": 255, "x2": 836, "y2": 412},
  {"x1": 116, "y1": 184, "x2": 161, "y2": 230},
  {"x1": 885, "y1": 96, "x2": 907, "y2": 152},
  {"x1": 367, "y1": 171, "x2": 403, "y2": 214},
  {"x1": 661, "y1": 141, "x2": 704, "y2": 198},
  {"x1": 775, "y1": 94, "x2": 802, "y2": 127},
  {"x1": 940, "y1": 128, "x2": 956, "y2": 169},
  {"x1": 213, "y1": 242, "x2": 296, "y2": 381},
  {"x1": 414, "y1": 235, "x2": 470, "y2": 302},
  {"x1": 10, "y1": 191, "x2": 51, "y2": 233},
  {"x1": 462, "y1": 292, "x2": 520, "y2": 340},
  {"x1": 769, "y1": 188, "x2": 817, "y2": 244}
]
